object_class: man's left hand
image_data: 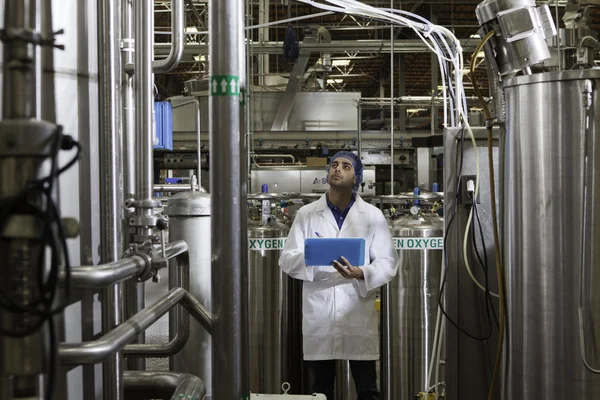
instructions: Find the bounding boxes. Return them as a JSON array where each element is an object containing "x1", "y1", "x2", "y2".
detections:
[{"x1": 333, "y1": 256, "x2": 364, "y2": 280}]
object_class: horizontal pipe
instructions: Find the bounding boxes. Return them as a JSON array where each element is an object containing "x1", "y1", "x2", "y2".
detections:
[
  {"x1": 154, "y1": 39, "x2": 477, "y2": 58},
  {"x1": 59, "y1": 288, "x2": 212, "y2": 365},
  {"x1": 68, "y1": 241, "x2": 188, "y2": 288},
  {"x1": 124, "y1": 248, "x2": 190, "y2": 358},
  {"x1": 153, "y1": 184, "x2": 201, "y2": 193},
  {"x1": 70, "y1": 256, "x2": 147, "y2": 289},
  {"x1": 123, "y1": 371, "x2": 205, "y2": 400}
]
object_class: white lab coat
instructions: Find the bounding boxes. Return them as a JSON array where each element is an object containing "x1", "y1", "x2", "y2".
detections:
[{"x1": 279, "y1": 194, "x2": 398, "y2": 360}]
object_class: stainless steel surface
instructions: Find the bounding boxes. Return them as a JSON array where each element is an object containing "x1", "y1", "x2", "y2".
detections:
[
  {"x1": 443, "y1": 127, "x2": 500, "y2": 400},
  {"x1": 153, "y1": 184, "x2": 200, "y2": 193},
  {"x1": 502, "y1": 70, "x2": 600, "y2": 398},
  {"x1": 123, "y1": 371, "x2": 206, "y2": 400},
  {"x1": 98, "y1": 0, "x2": 125, "y2": 394},
  {"x1": 416, "y1": 148, "x2": 436, "y2": 190},
  {"x1": 2, "y1": 0, "x2": 37, "y2": 119},
  {"x1": 384, "y1": 215, "x2": 443, "y2": 400},
  {"x1": 59, "y1": 287, "x2": 212, "y2": 365},
  {"x1": 166, "y1": 191, "x2": 212, "y2": 398},
  {"x1": 335, "y1": 361, "x2": 356, "y2": 400},
  {"x1": 476, "y1": 0, "x2": 554, "y2": 74},
  {"x1": 124, "y1": 248, "x2": 190, "y2": 359},
  {"x1": 248, "y1": 221, "x2": 306, "y2": 394},
  {"x1": 390, "y1": 19, "x2": 394, "y2": 196},
  {"x1": 357, "y1": 104, "x2": 363, "y2": 161},
  {"x1": 152, "y1": 0, "x2": 185, "y2": 73},
  {"x1": 209, "y1": 0, "x2": 249, "y2": 397},
  {"x1": 250, "y1": 167, "x2": 376, "y2": 194},
  {"x1": 70, "y1": 256, "x2": 147, "y2": 288},
  {"x1": 134, "y1": 0, "x2": 155, "y2": 237}
]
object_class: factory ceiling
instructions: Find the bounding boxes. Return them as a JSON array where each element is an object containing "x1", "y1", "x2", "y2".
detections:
[{"x1": 153, "y1": 0, "x2": 600, "y2": 102}]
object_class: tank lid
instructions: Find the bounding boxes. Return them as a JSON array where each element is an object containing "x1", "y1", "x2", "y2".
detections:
[
  {"x1": 389, "y1": 214, "x2": 443, "y2": 233},
  {"x1": 165, "y1": 191, "x2": 211, "y2": 216},
  {"x1": 503, "y1": 69, "x2": 600, "y2": 89}
]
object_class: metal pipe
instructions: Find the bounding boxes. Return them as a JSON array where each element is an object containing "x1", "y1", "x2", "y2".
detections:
[
  {"x1": 98, "y1": 0, "x2": 125, "y2": 396},
  {"x1": 209, "y1": 0, "x2": 249, "y2": 398},
  {"x1": 251, "y1": 154, "x2": 296, "y2": 168},
  {"x1": 390, "y1": 18, "x2": 395, "y2": 196},
  {"x1": 71, "y1": 256, "x2": 147, "y2": 289},
  {"x1": 153, "y1": 0, "x2": 185, "y2": 73},
  {"x1": 124, "y1": 248, "x2": 190, "y2": 358},
  {"x1": 68, "y1": 241, "x2": 188, "y2": 289},
  {"x1": 59, "y1": 287, "x2": 213, "y2": 365},
  {"x1": 357, "y1": 103, "x2": 362, "y2": 161},
  {"x1": 123, "y1": 371, "x2": 206, "y2": 400},
  {"x1": 134, "y1": 0, "x2": 155, "y2": 239},
  {"x1": 2, "y1": 0, "x2": 37, "y2": 119},
  {"x1": 171, "y1": 99, "x2": 202, "y2": 185},
  {"x1": 153, "y1": 184, "x2": 200, "y2": 193}
]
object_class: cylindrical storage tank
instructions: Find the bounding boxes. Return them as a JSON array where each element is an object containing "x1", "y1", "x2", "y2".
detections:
[
  {"x1": 382, "y1": 214, "x2": 444, "y2": 399},
  {"x1": 502, "y1": 70, "x2": 600, "y2": 398},
  {"x1": 164, "y1": 191, "x2": 212, "y2": 398},
  {"x1": 248, "y1": 219, "x2": 306, "y2": 394}
]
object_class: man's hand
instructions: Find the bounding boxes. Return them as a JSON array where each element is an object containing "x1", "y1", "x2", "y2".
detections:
[{"x1": 333, "y1": 256, "x2": 364, "y2": 280}]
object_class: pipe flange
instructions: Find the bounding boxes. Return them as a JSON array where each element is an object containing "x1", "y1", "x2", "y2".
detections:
[
  {"x1": 126, "y1": 243, "x2": 154, "y2": 282},
  {"x1": 131, "y1": 199, "x2": 161, "y2": 209}
]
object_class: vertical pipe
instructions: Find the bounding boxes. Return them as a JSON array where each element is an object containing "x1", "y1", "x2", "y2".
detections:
[
  {"x1": 98, "y1": 0, "x2": 124, "y2": 398},
  {"x1": 122, "y1": 0, "x2": 145, "y2": 372},
  {"x1": 357, "y1": 103, "x2": 362, "y2": 161},
  {"x1": 2, "y1": 0, "x2": 37, "y2": 119},
  {"x1": 209, "y1": 0, "x2": 249, "y2": 398},
  {"x1": 390, "y1": 18, "x2": 394, "y2": 195},
  {"x1": 134, "y1": 0, "x2": 154, "y2": 239},
  {"x1": 195, "y1": 99, "x2": 202, "y2": 185}
]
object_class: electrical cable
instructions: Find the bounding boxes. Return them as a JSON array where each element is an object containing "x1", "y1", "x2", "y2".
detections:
[
  {"x1": 0, "y1": 125, "x2": 80, "y2": 399},
  {"x1": 469, "y1": 29, "x2": 507, "y2": 400}
]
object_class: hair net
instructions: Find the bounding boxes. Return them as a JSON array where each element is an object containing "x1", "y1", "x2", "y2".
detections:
[{"x1": 326, "y1": 151, "x2": 364, "y2": 192}]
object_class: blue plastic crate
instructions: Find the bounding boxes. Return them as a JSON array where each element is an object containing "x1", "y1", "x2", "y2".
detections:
[{"x1": 154, "y1": 101, "x2": 173, "y2": 150}]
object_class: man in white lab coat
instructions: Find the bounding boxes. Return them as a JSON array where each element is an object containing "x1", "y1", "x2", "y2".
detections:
[{"x1": 279, "y1": 151, "x2": 399, "y2": 400}]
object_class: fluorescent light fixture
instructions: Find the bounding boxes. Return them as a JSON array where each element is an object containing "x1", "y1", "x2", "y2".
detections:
[
  {"x1": 470, "y1": 34, "x2": 481, "y2": 39},
  {"x1": 186, "y1": 27, "x2": 199, "y2": 33},
  {"x1": 406, "y1": 108, "x2": 427, "y2": 113},
  {"x1": 327, "y1": 78, "x2": 344, "y2": 84},
  {"x1": 193, "y1": 54, "x2": 207, "y2": 62},
  {"x1": 332, "y1": 59, "x2": 351, "y2": 67}
]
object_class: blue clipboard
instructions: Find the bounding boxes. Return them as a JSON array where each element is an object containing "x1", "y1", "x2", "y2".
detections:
[{"x1": 304, "y1": 238, "x2": 366, "y2": 267}]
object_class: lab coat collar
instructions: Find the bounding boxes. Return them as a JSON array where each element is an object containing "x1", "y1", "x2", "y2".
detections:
[{"x1": 316, "y1": 193, "x2": 367, "y2": 232}]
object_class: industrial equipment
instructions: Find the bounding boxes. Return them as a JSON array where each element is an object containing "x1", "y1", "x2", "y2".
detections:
[
  {"x1": 165, "y1": 189, "x2": 212, "y2": 398},
  {"x1": 248, "y1": 203, "x2": 307, "y2": 394},
  {"x1": 383, "y1": 212, "x2": 444, "y2": 399}
]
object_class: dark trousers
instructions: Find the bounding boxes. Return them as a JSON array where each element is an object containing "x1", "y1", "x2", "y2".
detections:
[{"x1": 306, "y1": 360, "x2": 380, "y2": 400}]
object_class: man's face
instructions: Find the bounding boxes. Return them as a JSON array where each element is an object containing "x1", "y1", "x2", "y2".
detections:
[{"x1": 328, "y1": 157, "x2": 355, "y2": 190}]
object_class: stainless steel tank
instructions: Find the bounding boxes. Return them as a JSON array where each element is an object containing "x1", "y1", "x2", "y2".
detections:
[
  {"x1": 164, "y1": 191, "x2": 212, "y2": 398},
  {"x1": 502, "y1": 70, "x2": 600, "y2": 398},
  {"x1": 248, "y1": 219, "x2": 306, "y2": 394},
  {"x1": 382, "y1": 214, "x2": 444, "y2": 400}
]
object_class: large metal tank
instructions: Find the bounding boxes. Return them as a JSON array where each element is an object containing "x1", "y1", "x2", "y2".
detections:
[
  {"x1": 164, "y1": 190, "x2": 212, "y2": 398},
  {"x1": 248, "y1": 218, "x2": 306, "y2": 394},
  {"x1": 502, "y1": 70, "x2": 600, "y2": 398},
  {"x1": 382, "y1": 214, "x2": 444, "y2": 399}
]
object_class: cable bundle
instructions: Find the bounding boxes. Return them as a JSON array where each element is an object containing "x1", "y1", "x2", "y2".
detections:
[{"x1": 0, "y1": 125, "x2": 81, "y2": 399}]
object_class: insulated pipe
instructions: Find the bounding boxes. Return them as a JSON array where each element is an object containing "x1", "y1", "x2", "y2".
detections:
[
  {"x1": 68, "y1": 241, "x2": 188, "y2": 288},
  {"x1": 134, "y1": 0, "x2": 155, "y2": 239},
  {"x1": 152, "y1": 0, "x2": 185, "y2": 73},
  {"x1": 59, "y1": 287, "x2": 213, "y2": 365},
  {"x1": 357, "y1": 103, "x2": 363, "y2": 161},
  {"x1": 209, "y1": 0, "x2": 249, "y2": 398},
  {"x1": 123, "y1": 371, "x2": 206, "y2": 400}
]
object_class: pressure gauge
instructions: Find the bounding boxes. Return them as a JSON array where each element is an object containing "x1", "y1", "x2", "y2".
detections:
[{"x1": 410, "y1": 206, "x2": 420, "y2": 215}]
